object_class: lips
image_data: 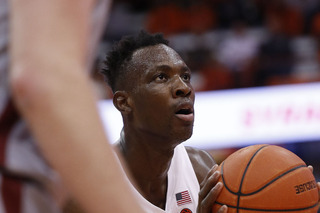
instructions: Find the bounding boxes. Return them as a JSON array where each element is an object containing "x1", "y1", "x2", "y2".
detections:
[{"x1": 175, "y1": 103, "x2": 194, "y2": 122}]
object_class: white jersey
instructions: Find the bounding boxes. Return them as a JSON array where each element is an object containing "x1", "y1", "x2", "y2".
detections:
[{"x1": 127, "y1": 144, "x2": 200, "y2": 213}]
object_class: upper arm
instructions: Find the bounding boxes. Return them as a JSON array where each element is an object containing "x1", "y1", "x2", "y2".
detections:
[{"x1": 186, "y1": 146, "x2": 216, "y2": 184}]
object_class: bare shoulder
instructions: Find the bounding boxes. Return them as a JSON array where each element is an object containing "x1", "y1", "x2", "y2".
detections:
[{"x1": 185, "y1": 146, "x2": 216, "y2": 184}]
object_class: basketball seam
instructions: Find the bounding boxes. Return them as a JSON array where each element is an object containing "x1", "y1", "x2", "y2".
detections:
[
  {"x1": 215, "y1": 201, "x2": 319, "y2": 212},
  {"x1": 221, "y1": 157, "x2": 308, "y2": 196},
  {"x1": 218, "y1": 145, "x2": 318, "y2": 213},
  {"x1": 221, "y1": 146, "x2": 268, "y2": 196},
  {"x1": 241, "y1": 164, "x2": 306, "y2": 196},
  {"x1": 236, "y1": 145, "x2": 268, "y2": 212}
]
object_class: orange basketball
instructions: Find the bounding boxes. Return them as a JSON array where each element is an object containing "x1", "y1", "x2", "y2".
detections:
[{"x1": 212, "y1": 144, "x2": 319, "y2": 213}]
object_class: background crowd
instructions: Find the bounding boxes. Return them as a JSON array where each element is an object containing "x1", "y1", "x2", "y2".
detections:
[
  {"x1": 93, "y1": 0, "x2": 320, "y2": 96},
  {"x1": 93, "y1": 0, "x2": 320, "y2": 190}
]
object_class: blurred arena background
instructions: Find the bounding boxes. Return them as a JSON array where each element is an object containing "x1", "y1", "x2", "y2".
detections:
[{"x1": 93, "y1": 0, "x2": 320, "y2": 188}]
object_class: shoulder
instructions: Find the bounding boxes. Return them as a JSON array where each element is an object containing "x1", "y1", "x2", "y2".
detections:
[{"x1": 185, "y1": 146, "x2": 216, "y2": 184}]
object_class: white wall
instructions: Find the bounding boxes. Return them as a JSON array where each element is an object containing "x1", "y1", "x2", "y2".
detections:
[{"x1": 99, "y1": 82, "x2": 320, "y2": 149}]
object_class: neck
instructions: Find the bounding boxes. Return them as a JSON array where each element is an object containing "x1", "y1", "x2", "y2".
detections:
[
  {"x1": 118, "y1": 129, "x2": 176, "y2": 209},
  {"x1": 119, "y1": 130, "x2": 174, "y2": 180}
]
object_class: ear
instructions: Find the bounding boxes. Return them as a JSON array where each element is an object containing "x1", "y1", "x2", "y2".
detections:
[{"x1": 113, "y1": 91, "x2": 132, "y2": 114}]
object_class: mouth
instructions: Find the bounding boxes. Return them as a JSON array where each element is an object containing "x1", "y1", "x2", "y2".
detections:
[
  {"x1": 175, "y1": 104, "x2": 194, "y2": 122},
  {"x1": 176, "y1": 108, "x2": 193, "y2": 115}
]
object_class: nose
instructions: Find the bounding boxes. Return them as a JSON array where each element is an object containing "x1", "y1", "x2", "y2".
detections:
[{"x1": 172, "y1": 76, "x2": 193, "y2": 98}]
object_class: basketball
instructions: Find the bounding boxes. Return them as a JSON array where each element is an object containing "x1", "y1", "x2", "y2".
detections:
[{"x1": 212, "y1": 144, "x2": 319, "y2": 213}]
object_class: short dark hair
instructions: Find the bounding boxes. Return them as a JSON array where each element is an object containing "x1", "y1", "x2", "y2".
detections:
[{"x1": 101, "y1": 30, "x2": 169, "y2": 92}]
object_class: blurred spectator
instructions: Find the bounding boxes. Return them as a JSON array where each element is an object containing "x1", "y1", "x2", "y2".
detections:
[
  {"x1": 146, "y1": 0, "x2": 216, "y2": 36},
  {"x1": 311, "y1": 13, "x2": 320, "y2": 37},
  {"x1": 185, "y1": 0, "x2": 217, "y2": 34},
  {"x1": 102, "y1": 0, "x2": 320, "y2": 90},
  {"x1": 284, "y1": 0, "x2": 320, "y2": 34},
  {"x1": 290, "y1": 37, "x2": 320, "y2": 84},
  {"x1": 199, "y1": 57, "x2": 235, "y2": 91},
  {"x1": 146, "y1": 1, "x2": 187, "y2": 36},
  {"x1": 255, "y1": 13, "x2": 295, "y2": 86},
  {"x1": 102, "y1": 2, "x2": 147, "y2": 41},
  {"x1": 216, "y1": 21, "x2": 261, "y2": 87},
  {"x1": 214, "y1": 0, "x2": 263, "y2": 29},
  {"x1": 312, "y1": 13, "x2": 320, "y2": 67}
]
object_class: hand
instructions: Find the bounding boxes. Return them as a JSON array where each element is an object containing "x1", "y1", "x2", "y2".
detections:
[
  {"x1": 318, "y1": 182, "x2": 320, "y2": 203},
  {"x1": 308, "y1": 165, "x2": 320, "y2": 203},
  {"x1": 197, "y1": 164, "x2": 228, "y2": 213}
]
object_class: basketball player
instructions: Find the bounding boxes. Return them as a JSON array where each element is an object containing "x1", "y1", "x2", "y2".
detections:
[
  {"x1": 101, "y1": 31, "x2": 228, "y2": 213},
  {"x1": 1, "y1": 0, "x2": 143, "y2": 212}
]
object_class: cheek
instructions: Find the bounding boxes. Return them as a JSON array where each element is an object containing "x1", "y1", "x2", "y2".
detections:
[
  {"x1": 134, "y1": 95, "x2": 170, "y2": 123},
  {"x1": 137, "y1": 99, "x2": 167, "y2": 119},
  {"x1": 134, "y1": 104, "x2": 169, "y2": 132},
  {"x1": 136, "y1": 86, "x2": 170, "y2": 106}
]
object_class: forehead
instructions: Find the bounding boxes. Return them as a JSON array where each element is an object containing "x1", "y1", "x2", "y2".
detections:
[{"x1": 130, "y1": 44, "x2": 184, "y2": 69}]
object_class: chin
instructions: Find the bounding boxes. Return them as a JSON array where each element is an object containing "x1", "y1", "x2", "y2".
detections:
[{"x1": 176, "y1": 129, "x2": 193, "y2": 142}]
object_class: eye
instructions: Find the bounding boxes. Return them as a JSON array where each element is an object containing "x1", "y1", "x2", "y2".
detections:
[
  {"x1": 155, "y1": 73, "x2": 167, "y2": 82},
  {"x1": 182, "y1": 73, "x2": 191, "y2": 82}
]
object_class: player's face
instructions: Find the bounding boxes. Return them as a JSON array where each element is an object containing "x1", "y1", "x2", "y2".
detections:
[{"x1": 128, "y1": 44, "x2": 195, "y2": 145}]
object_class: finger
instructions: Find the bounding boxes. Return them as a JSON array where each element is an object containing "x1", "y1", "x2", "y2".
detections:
[
  {"x1": 200, "y1": 182, "x2": 224, "y2": 212},
  {"x1": 199, "y1": 169, "x2": 221, "y2": 199},
  {"x1": 204, "y1": 165, "x2": 218, "y2": 180},
  {"x1": 200, "y1": 164, "x2": 218, "y2": 188},
  {"x1": 308, "y1": 165, "x2": 313, "y2": 173},
  {"x1": 317, "y1": 182, "x2": 320, "y2": 202},
  {"x1": 217, "y1": 205, "x2": 228, "y2": 213}
]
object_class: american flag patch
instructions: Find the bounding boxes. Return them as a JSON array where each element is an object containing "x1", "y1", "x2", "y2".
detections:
[{"x1": 176, "y1": 190, "x2": 192, "y2": 206}]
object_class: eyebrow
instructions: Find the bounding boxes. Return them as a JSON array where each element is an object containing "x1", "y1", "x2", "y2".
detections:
[
  {"x1": 155, "y1": 64, "x2": 191, "y2": 73},
  {"x1": 155, "y1": 64, "x2": 171, "y2": 71}
]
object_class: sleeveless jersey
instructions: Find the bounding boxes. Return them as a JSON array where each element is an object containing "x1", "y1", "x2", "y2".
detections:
[
  {"x1": 126, "y1": 144, "x2": 200, "y2": 213},
  {"x1": 0, "y1": 0, "x2": 110, "y2": 212}
]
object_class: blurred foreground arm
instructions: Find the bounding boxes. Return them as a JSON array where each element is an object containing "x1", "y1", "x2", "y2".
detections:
[{"x1": 9, "y1": 0, "x2": 142, "y2": 212}]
